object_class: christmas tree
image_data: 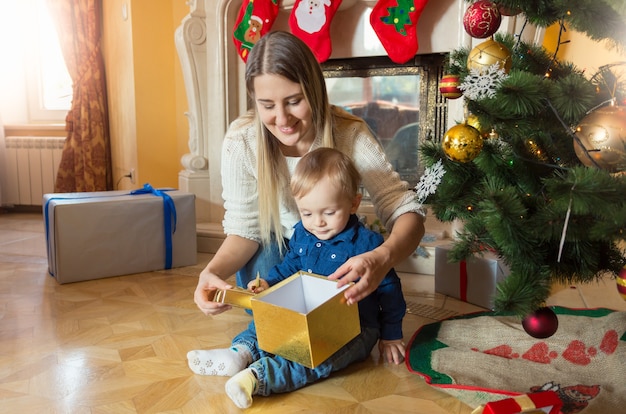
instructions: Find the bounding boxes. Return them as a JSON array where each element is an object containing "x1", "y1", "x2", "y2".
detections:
[{"x1": 421, "y1": 0, "x2": 626, "y2": 317}]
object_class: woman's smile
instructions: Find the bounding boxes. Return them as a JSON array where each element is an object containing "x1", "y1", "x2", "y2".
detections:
[{"x1": 278, "y1": 122, "x2": 298, "y2": 135}]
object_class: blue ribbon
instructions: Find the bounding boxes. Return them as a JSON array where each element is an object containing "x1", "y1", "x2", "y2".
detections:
[{"x1": 131, "y1": 183, "x2": 177, "y2": 269}]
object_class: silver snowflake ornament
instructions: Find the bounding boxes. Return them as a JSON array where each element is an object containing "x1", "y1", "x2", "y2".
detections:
[
  {"x1": 459, "y1": 63, "x2": 508, "y2": 101},
  {"x1": 415, "y1": 159, "x2": 446, "y2": 204}
]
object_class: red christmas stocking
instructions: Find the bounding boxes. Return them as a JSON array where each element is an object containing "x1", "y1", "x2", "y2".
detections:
[
  {"x1": 289, "y1": 0, "x2": 342, "y2": 63},
  {"x1": 233, "y1": 0, "x2": 279, "y2": 62},
  {"x1": 370, "y1": 0, "x2": 429, "y2": 64}
]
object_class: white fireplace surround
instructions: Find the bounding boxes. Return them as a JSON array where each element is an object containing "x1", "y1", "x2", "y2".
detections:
[{"x1": 175, "y1": 0, "x2": 543, "y2": 252}]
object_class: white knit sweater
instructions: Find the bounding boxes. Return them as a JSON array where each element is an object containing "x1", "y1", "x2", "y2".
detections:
[{"x1": 221, "y1": 106, "x2": 423, "y2": 243}]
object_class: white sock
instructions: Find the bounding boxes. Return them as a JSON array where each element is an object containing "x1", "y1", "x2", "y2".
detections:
[
  {"x1": 225, "y1": 368, "x2": 258, "y2": 409},
  {"x1": 186, "y1": 345, "x2": 251, "y2": 376}
]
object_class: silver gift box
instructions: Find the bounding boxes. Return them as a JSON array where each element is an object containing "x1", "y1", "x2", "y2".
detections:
[
  {"x1": 435, "y1": 245, "x2": 511, "y2": 310},
  {"x1": 43, "y1": 188, "x2": 197, "y2": 283}
]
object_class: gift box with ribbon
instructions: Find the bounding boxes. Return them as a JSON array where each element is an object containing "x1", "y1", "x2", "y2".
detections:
[
  {"x1": 43, "y1": 184, "x2": 197, "y2": 283},
  {"x1": 471, "y1": 391, "x2": 563, "y2": 414},
  {"x1": 434, "y1": 244, "x2": 510, "y2": 309}
]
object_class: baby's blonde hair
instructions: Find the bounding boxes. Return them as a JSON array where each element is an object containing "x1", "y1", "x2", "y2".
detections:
[{"x1": 291, "y1": 148, "x2": 361, "y2": 202}]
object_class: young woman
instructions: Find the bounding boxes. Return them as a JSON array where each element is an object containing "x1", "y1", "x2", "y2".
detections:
[{"x1": 193, "y1": 31, "x2": 425, "y2": 316}]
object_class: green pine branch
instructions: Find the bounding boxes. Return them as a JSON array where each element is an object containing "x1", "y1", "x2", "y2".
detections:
[{"x1": 489, "y1": 0, "x2": 626, "y2": 52}]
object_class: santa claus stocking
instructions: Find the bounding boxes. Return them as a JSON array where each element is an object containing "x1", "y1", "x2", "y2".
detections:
[
  {"x1": 233, "y1": 0, "x2": 279, "y2": 62},
  {"x1": 370, "y1": 0, "x2": 429, "y2": 64},
  {"x1": 289, "y1": 0, "x2": 342, "y2": 63}
]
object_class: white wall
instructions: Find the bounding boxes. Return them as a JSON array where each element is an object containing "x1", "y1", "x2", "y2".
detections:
[{"x1": 553, "y1": 29, "x2": 626, "y2": 77}]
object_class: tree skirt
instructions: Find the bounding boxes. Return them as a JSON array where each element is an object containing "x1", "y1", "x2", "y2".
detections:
[{"x1": 406, "y1": 307, "x2": 626, "y2": 414}]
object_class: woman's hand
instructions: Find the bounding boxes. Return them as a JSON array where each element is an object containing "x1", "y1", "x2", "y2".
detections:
[
  {"x1": 378, "y1": 339, "x2": 406, "y2": 365},
  {"x1": 327, "y1": 248, "x2": 389, "y2": 305},
  {"x1": 194, "y1": 235, "x2": 261, "y2": 316},
  {"x1": 329, "y1": 212, "x2": 424, "y2": 304},
  {"x1": 193, "y1": 268, "x2": 234, "y2": 316}
]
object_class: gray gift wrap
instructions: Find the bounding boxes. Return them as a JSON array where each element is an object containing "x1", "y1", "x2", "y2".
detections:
[
  {"x1": 43, "y1": 185, "x2": 197, "y2": 283},
  {"x1": 435, "y1": 245, "x2": 511, "y2": 310}
]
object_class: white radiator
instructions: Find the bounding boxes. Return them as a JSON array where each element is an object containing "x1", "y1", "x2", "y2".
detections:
[{"x1": 4, "y1": 136, "x2": 65, "y2": 206}]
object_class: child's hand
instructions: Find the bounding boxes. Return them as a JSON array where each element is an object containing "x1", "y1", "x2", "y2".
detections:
[
  {"x1": 247, "y1": 278, "x2": 269, "y2": 293},
  {"x1": 378, "y1": 339, "x2": 405, "y2": 365}
]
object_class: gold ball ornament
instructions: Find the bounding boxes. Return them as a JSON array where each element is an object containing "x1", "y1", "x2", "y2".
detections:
[
  {"x1": 468, "y1": 38, "x2": 512, "y2": 74},
  {"x1": 442, "y1": 123, "x2": 484, "y2": 162},
  {"x1": 467, "y1": 114, "x2": 491, "y2": 137},
  {"x1": 573, "y1": 104, "x2": 626, "y2": 172}
]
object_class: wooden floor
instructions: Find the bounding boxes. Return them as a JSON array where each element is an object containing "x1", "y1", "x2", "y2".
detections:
[{"x1": 1, "y1": 211, "x2": 624, "y2": 413}]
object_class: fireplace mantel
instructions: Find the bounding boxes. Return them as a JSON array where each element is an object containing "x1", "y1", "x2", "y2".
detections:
[{"x1": 175, "y1": 0, "x2": 542, "y2": 252}]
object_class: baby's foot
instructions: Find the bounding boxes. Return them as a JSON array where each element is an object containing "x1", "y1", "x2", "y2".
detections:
[
  {"x1": 225, "y1": 368, "x2": 257, "y2": 409},
  {"x1": 186, "y1": 346, "x2": 251, "y2": 376}
]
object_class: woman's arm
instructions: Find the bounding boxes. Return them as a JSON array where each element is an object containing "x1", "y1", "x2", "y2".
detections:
[
  {"x1": 194, "y1": 235, "x2": 260, "y2": 316},
  {"x1": 328, "y1": 212, "x2": 424, "y2": 304},
  {"x1": 328, "y1": 115, "x2": 426, "y2": 303}
]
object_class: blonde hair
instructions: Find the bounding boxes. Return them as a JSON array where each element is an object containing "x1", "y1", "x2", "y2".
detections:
[
  {"x1": 245, "y1": 31, "x2": 335, "y2": 249},
  {"x1": 291, "y1": 148, "x2": 361, "y2": 203}
]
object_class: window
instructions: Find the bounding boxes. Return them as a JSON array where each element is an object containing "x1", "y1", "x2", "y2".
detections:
[
  {"x1": 323, "y1": 54, "x2": 447, "y2": 189},
  {"x1": 0, "y1": 0, "x2": 72, "y2": 124},
  {"x1": 32, "y1": 1, "x2": 72, "y2": 113}
]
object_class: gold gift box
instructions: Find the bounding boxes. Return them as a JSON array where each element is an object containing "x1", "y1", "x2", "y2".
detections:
[{"x1": 214, "y1": 271, "x2": 361, "y2": 368}]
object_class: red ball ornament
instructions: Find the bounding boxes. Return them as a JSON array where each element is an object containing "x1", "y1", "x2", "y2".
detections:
[
  {"x1": 440, "y1": 74, "x2": 463, "y2": 99},
  {"x1": 463, "y1": 0, "x2": 502, "y2": 39},
  {"x1": 616, "y1": 265, "x2": 626, "y2": 301},
  {"x1": 522, "y1": 307, "x2": 559, "y2": 339}
]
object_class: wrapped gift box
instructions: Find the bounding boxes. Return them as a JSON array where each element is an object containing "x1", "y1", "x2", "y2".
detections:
[
  {"x1": 213, "y1": 271, "x2": 361, "y2": 368},
  {"x1": 435, "y1": 245, "x2": 510, "y2": 309},
  {"x1": 471, "y1": 391, "x2": 563, "y2": 414},
  {"x1": 43, "y1": 186, "x2": 197, "y2": 284}
]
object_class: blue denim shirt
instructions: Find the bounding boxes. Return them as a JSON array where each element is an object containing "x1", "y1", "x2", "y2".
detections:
[{"x1": 266, "y1": 215, "x2": 406, "y2": 340}]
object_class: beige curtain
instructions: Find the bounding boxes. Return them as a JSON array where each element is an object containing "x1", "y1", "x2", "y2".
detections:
[{"x1": 46, "y1": 0, "x2": 112, "y2": 192}]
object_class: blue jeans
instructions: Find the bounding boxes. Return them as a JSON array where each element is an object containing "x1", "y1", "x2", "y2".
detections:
[
  {"x1": 236, "y1": 237, "x2": 286, "y2": 288},
  {"x1": 232, "y1": 321, "x2": 380, "y2": 396}
]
